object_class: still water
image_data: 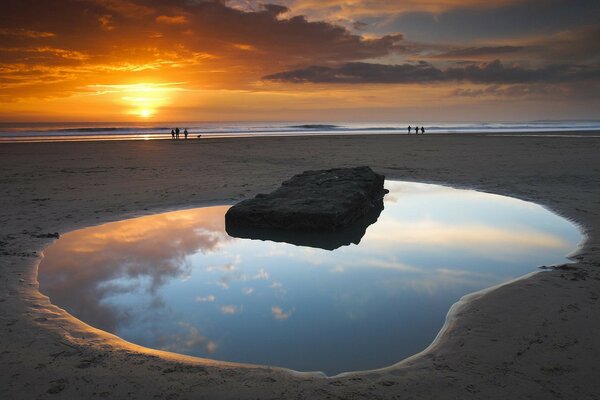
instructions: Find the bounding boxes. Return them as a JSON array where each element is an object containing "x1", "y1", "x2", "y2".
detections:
[{"x1": 38, "y1": 181, "x2": 581, "y2": 375}]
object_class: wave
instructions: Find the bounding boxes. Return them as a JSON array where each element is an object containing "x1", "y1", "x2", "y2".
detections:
[
  {"x1": 54, "y1": 126, "x2": 171, "y2": 133},
  {"x1": 1, "y1": 121, "x2": 599, "y2": 142},
  {"x1": 288, "y1": 124, "x2": 340, "y2": 130}
]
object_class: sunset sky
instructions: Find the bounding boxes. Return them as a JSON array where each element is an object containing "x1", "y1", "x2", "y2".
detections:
[{"x1": 1, "y1": 0, "x2": 598, "y2": 122}]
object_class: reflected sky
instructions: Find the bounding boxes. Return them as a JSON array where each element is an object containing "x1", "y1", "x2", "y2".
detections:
[{"x1": 38, "y1": 181, "x2": 581, "y2": 375}]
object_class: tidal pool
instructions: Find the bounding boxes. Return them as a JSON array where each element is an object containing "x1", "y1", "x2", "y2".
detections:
[{"x1": 38, "y1": 181, "x2": 581, "y2": 375}]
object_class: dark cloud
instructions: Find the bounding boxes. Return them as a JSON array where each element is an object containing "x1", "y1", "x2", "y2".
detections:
[
  {"x1": 429, "y1": 45, "x2": 525, "y2": 59},
  {"x1": 0, "y1": 0, "x2": 403, "y2": 66},
  {"x1": 264, "y1": 59, "x2": 600, "y2": 84},
  {"x1": 0, "y1": 0, "x2": 406, "y2": 97},
  {"x1": 353, "y1": 21, "x2": 368, "y2": 31},
  {"x1": 453, "y1": 84, "x2": 549, "y2": 98},
  {"x1": 373, "y1": 0, "x2": 600, "y2": 43},
  {"x1": 538, "y1": 25, "x2": 600, "y2": 64},
  {"x1": 264, "y1": 61, "x2": 443, "y2": 83}
]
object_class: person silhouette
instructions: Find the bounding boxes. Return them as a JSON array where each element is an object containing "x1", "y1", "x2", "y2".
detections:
[
  {"x1": 414, "y1": 126, "x2": 418, "y2": 134},
  {"x1": 175, "y1": 127, "x2": 180, "y2": 139},
  {"x1": 421, "y1": 126, "x2": 425, "y2": 134},
  {"x1": 408, "y1": 125, "x2": 411, "y2": 134},
  {"x1": 184, "y1": 129, "x2": 188, "y2": 139},
  {"x1": 171, "y1": 129, "x2": 175, "y2": 139}
]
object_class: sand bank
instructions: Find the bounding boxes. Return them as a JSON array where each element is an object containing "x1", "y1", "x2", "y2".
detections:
[{"x1": 1, "y1": 132, "x2": 599, "y2": 399}]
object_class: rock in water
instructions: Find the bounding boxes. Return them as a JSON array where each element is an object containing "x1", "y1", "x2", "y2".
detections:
[{"x1": 225, "y1": 166, "x2": 388, "y2": 233}]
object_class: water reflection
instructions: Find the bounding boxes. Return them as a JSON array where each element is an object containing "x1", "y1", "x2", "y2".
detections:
[
  {"x1": 39, "y1": 207, "x2": 230, "y2": 332},
  {"x1": 38, "y1": 181, "x2": 581, "y2": 375}
]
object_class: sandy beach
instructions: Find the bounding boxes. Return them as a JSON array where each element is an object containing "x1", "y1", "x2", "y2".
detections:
[{"x1": 1, "y1": 132, "x2": 599, "y2": 399}]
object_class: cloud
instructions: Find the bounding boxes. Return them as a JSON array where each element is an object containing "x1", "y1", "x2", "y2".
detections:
[
  {"x1": 429, "y1": 45, "x2": 525, "y2": 60},
  {"x1": 421, "y1": 25, "x2": 600, "y2": 64},
  {"x1": 0, "y1": 0, "x2": 405, "y2": 103},
  {"x1": 264, "y1": 59, "x2": 600, "y2": 84},
  {"x1": 242, "y1": 287, "x2": 254, "y2": 295},
  {"x1": 156, "y1": 15, "x2": 189, "y2": 25},
  {"x1": 228, "y1": 0, "x2": 523, "y2": 20},
  {"x1": 0, "y1": 28, "x2": 55, "y2": 38},
  {"x1": 0, "y1": 0, "x2": 402, "y2": 66},
  {"x1": 1, "y1": 0, "x2": 598, "y2": 119},
  {"x1": 452, "y1": 84, "x2": 550, "y2": 98}
]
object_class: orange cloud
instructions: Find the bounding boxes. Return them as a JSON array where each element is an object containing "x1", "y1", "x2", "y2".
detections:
[
  {"x1": 0, "y1": 0, "x2": 598, "y2": 121},
  {"x1": 0, "y1": 28, "x2": 55, "y2": 38},
  {"x1": 156, "y1": 15, "x2": 189, "y2": 25},
  {"x1": 237, "y1": 0, "x2": 524, "y2": 20}
]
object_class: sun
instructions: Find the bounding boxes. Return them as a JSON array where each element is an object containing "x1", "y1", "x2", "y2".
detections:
[{"x1": 88, "y1": 83, "x2": 184, "y2": 120}]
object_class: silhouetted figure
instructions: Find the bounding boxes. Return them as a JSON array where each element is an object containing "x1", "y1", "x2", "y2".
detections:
[
  {"x1": 408, "y1": 125, "x2": 411, "y2": 134},
  {"x1": 171, "y1": 129, "x2": 175, "y2": 139},
  {"x1": 175, "y1": 127, "x2": 180, "y2": 139},
  {"x1": 414, "y1": 126, "x2": 418, "y2": 134},
  {"x1": 421, "y1": 126, "x2": 425, "y2": 134},
  {"x1": 184, "y1": 129, "x2": 188, "y2": 139}
]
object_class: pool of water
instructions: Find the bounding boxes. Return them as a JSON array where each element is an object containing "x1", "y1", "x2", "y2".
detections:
[{"x1": 38, "y1": 181, "x2": 581, "y2": 375}]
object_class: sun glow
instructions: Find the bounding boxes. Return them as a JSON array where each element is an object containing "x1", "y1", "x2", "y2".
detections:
[
  {"x1": 139, "y1": 109, "x2": 152, "y2": 118},
  {"x1": 87, "y1": 82, "x2": 186, "y2": 119}
]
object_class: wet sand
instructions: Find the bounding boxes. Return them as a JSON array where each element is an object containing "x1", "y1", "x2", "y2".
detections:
[{"x1": 1, "y1": 132, "x2": 599, "y2": 399}]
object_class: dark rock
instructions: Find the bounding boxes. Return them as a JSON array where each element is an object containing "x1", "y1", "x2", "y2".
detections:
[
  {"x1": 33, "y1": 232, "x2": 60, "y2": 239},
  {"x1": 47, "y1": 378, "x2": 68, "y2": 394},
  {"x1": 226, "y1": 198, "x2": 384, "y2": 250},
  {"x1": 225, "y1": 166, "x2": 388, "y2": 248}
]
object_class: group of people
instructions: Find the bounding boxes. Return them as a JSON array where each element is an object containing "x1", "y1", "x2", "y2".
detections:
[
  {"x1": 171, "y1": 127, "x2": 188, "y2": 139},
  {"x1": 407, "y1": 125, "x2": 425, "y2": 134}
]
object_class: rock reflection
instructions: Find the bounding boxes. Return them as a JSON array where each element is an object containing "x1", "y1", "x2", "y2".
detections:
[
  {"x1": 39, "y1": 206, "x2": 232, "y2": 332},
  {"x1": 225, "y1": 199, "x2": 385, "y2": 250}
]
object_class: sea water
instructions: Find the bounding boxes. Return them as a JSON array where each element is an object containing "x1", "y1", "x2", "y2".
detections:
[{"x1": 2, "y1": 120, "x2": 600, "y2": 142}]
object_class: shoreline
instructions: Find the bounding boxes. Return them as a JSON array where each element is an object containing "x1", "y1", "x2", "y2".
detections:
[
  {"x1": 1, "y1": 132, "x2": 599, "y2": 398},
  {"x1": 2, "y1": 129, "x2": 600, "y2": 144}
]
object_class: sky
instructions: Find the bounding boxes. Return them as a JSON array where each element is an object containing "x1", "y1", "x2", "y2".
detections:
[{"x1": 0, "y1": 0, "x2": 599, "y2": 122}]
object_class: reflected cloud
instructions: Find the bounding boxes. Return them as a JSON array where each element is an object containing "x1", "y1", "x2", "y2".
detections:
[
  {"x1": 362, "y1": 259, "x2": 421, "y2": 273},
  {"x1": 220, "y1": 305, "x2": 241, "y2": 315},
  {"x1": 217, "y1": 278, "x2": 231, "y2": 290},
  {"x1": 221, "y1": 263, "x2": 237, "y2": 271},
  {"x1": 366, "y1": 220, "x2": 569, "y2": 250},
  {"x1": 195, "y1": 295, "x2": 216, "y2": 303},
  {"x1": 253, "y1": 268, "x2": 270, "y2": 280},
  {"x1": 242, "y1": 287, "x2": 254, "y2": 295},
  {"x1": 157, "y1": 322, "x2": 217, "y2": 355},
  {"x1": 272, "y1": 306, "x2": 293, "y2": 320},
  {"x1": 38, "y1": 206, "x2": 232, "y2": 332},
  {"x1": 381, "y1": 268, "x2": 498, "y2": 296}
]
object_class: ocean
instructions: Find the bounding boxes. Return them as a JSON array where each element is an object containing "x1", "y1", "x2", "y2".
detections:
[{"x1": 1, "y1": 121, "x2": 599, "y2": 143}]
